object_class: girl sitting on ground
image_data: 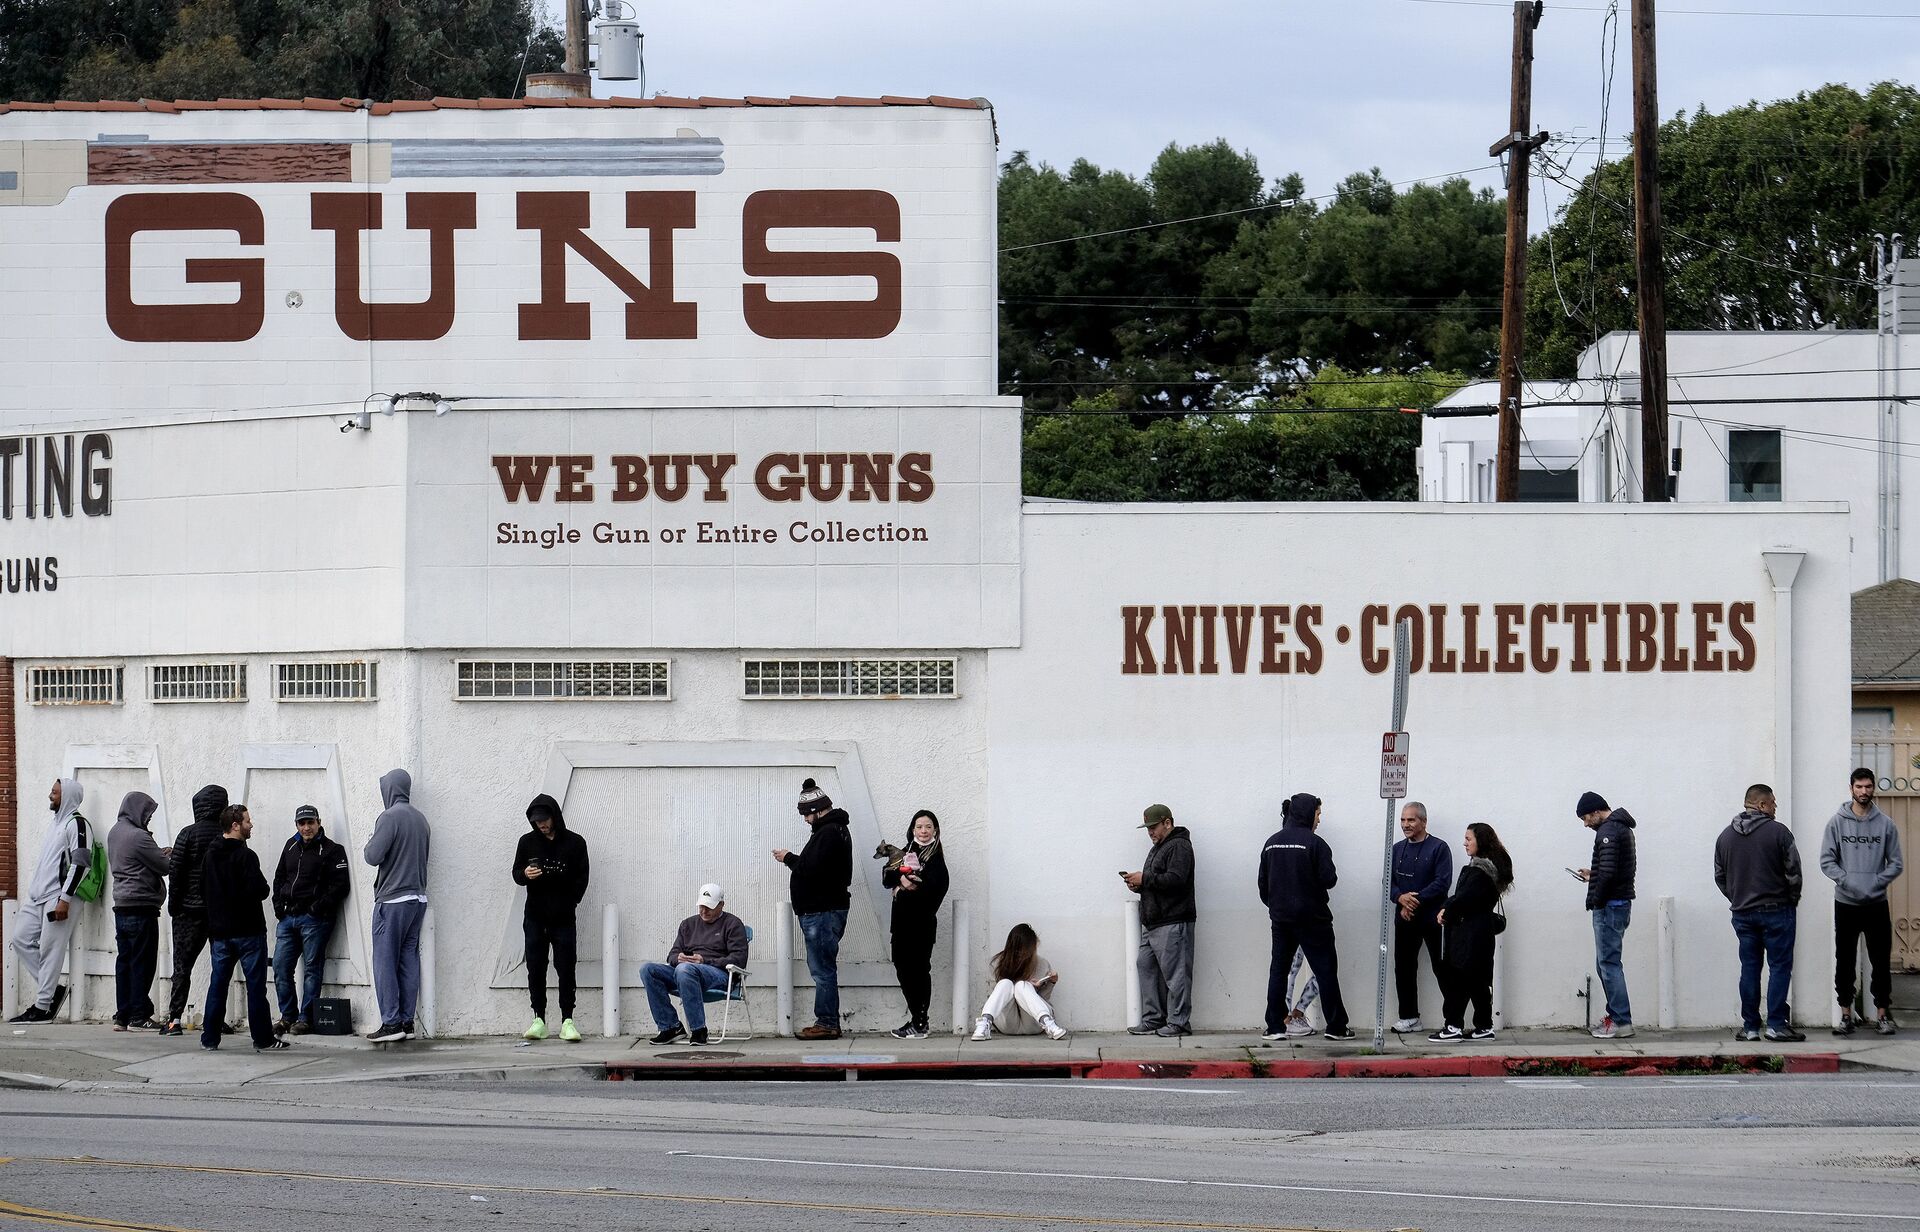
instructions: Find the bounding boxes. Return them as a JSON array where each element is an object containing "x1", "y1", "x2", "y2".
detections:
[{"x1": 971, "y1": 923, "x2": 1068, "y2": 1041}]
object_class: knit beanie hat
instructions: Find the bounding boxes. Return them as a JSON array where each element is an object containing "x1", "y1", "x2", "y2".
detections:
[
  {"x1": 1575, "y1": 790, "x2": 1609, "y2": 818},
  {"x1": 797, "y1": 778, "x2": 833, "y2": 815}
]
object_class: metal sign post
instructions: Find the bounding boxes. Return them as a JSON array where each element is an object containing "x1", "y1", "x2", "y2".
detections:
[{"x1": 1373, "y1": 619, "x2": 1413, "y2": 1051}]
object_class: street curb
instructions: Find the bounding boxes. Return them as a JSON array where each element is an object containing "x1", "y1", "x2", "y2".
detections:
[{"x1": 602, "y1": 1052, "x2": 1842, "y2": 1082}]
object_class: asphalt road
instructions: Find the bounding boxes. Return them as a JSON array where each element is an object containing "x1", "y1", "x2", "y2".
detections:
[{"x1": 1, "y1": 1074, "x2": 1916, "y2": 1232}]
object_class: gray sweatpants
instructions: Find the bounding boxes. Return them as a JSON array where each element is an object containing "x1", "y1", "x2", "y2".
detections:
[
  {"x1": 1137, "y1": 920, "x2": 1194, "y2": 1030},
  {"x1": 12, "y1": 899, "x2": 77, "y2": 1012}
]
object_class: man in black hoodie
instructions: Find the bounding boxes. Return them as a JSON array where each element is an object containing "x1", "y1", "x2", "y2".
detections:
[
  {"x1": 200, "y1": 805, "x2": 289, "y2": 1052},
  {"x1": 1124, "y1": 804, "x2": 1196, "y2": 1037},
  {"x1": 1257, "y1": 793, "x2": 1352, "y2": 1041},
  {"x1": 1714, "y1": 783, "x2": 1805, "y2": 1042},
  {"x1": 773, "y1": 778, "x2": 852, "y2": 1040},
  {"x1": 512, "y1": 794, "x2": 590, "y2": 1043},
  {"x1": 270, "y1": 805, "x2": 351, "y2": 1035},
  {"x1": 1573, "y1": 791, "x2": 1638, "y2": 1039},
  {"x1": 161, "y1": 784, "x2": 229, "y2": 1037}
]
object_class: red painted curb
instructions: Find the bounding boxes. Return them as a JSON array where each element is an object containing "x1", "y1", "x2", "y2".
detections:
[{"x1": 1784, "y1": 1054, "x2": 1841, "y2": 1073}]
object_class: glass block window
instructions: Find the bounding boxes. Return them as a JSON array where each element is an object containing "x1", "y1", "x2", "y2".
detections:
[
  {"x1": 149, "y1": 662, "x2": 247, "y2": 703},
  {"x1": 27, "y1": 664, "x2": 124, "y2": 705},
  {"x1": 275, "y1": 661, "x2": 377, "y2": 702},
  {"x1": 456, "y1": 660, "x2": 671, "y2": 700},
  {"x1": 741, "y1": 658, "x2": 958, "y2": 699}
]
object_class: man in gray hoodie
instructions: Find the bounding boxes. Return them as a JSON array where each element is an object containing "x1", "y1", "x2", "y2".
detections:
[
  {"x1": 1820, "y1": 768, "x2": 1905, "y2": 1036},
  {"x1": 1713, "y1": 783, "x2": 1804, "y2": 1043},
  {"x1": 363, "y1": 769, "x2": 430, "y2": 1044},
  {"x1": 8, "y1": 778, "x2": 90, "y2": 1023},
  {"x1": 107, "y1": 791, "x2": 169, "y2": 1029}
]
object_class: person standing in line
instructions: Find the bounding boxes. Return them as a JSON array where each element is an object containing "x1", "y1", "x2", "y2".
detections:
[
  {"x1": 364, "y1": 769, "x2": 430, "y2": 1044},
  {"x1": 1258, "y1": 792, "x2": 1353, "y2": 1042},
  {"x1": 108, "y1": 790, "x2": 169, "y2": 1030},
  {"x1": 1821, "y1": 768, "x2": 1904, "y2": 1036},
  {"x1": 885, "y1": 809, "x2": 950, "y2": 1040},
  {"x1": 1124, "y1": 803, "x2": 1196, "y2": 1038},
  {"x1": 1388, "y1": 801, "x2": 1452, "y2": 1033},
  {"x1": 270, "y1": 805, "x2": 350, "y2": 1035},
  {"x1": 970, "y1": 923, "x2": 1068, "y2": 1041},
  {"x1": 513, "y1": 793, "x2": 590, "y2": 1043},
  {"x1": 1572, "y1": 791, "x2": 1637, "y2": 1039},
  {"x1": 200, "y1": 804, "x2": 290, "y2": 1052},
  {"x1": 1714, "y1": 783, "x2": 1805, "y2": 1043},
  {"x1": 7, "y1": 778, "x2": 91, "y2": 1024},
  {"x1": 1430, "y1": 823, "x2": 1514, "y2": 1042},
  {"x1": 773, "y1": 778, "x2": 852, "y2": 1040},
  {"x1": 160, "y1": 784, "x2": 229, "y2": 1036}
]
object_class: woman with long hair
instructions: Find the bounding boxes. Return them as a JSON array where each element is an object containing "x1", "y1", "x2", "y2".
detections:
[
  {"x1": 885, "y1": 809, "x2": 950, "y2": 1039},
  {"x1": 1429, "y1": 822, "x2": 1514, "y2": 1042},
  {"x1": 970, "y1": 923, "x2": 1068, "y2": 1041}
]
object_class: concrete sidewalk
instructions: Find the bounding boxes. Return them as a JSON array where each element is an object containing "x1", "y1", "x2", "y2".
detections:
[{"x1": 2, "y1": 1020, "x2": 1915, "y2": 1089}]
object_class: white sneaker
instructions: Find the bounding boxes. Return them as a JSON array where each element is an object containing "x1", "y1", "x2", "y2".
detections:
[
  {"x1": 1285, "y1": 1018, "x2": 1317, "y2": 1038},
  {"x1": 1392, "y1": 1018, "x2": 1422, "y2": 1033},
  {"x1": 970, "y1": 1015, "x2": 993, "y2": 1042},
  {"x1": 1039, "y1": 1014, "x2": 1068, "y2": 1041}
]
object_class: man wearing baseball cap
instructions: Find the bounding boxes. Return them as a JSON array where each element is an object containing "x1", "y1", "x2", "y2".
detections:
[
  {"x1": 270, "y1": 804, "x2": 350, "y2": 1035},
  {"x1": 1122, "y1": 804, "x2": 1196, "y2": 1037},
  {"x1": 639, "y1": 883, "x2": 750, "y2": 1046}
]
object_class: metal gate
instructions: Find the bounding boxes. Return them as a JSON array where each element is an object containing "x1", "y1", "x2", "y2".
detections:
[{"x1": 1852, "y1": 731, "x2": 1919, "y2": 972}]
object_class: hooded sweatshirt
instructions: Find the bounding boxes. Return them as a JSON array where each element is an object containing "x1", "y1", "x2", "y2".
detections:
[
  {"x1": 1138, "y1": 824, "x2": 1197, "y2": 929},
  {"x1": 27, "y1": 777, "x2": 89, "y2": 906},
  {"x1": 272, "y1": 823, "x2": 351, "y2": 920},
  {"x1": 1819, "y1": 800, "x2": 1905, "y2": 906},
  {"x1": 202, "y1": 832, "x2": 271, "y2": 940},
  {"x1": 512, "y1": 793, "x2": 591, "y2": 922},
  {"x1": 108, "y1": 791, "x2": 168, "y2": 914},
  {"x1": 1714, "y1": 808, "x2": 1802, "y2": 914},
  {"x1": 1257, "y1": 805, "x2": 1338, "y2": 925},
  {"x1": 363, "y1": 769, "x2": 431, "y2": 903},
  {"x1": 168, "y1": 784, "x2": 229, "y2": 918},
  {"x1": 1584, "y1": 808, "x2": 1638, "y2": 910},
  {"x1": 782, "y1": 808, "x2": 853, "y2": 915}
]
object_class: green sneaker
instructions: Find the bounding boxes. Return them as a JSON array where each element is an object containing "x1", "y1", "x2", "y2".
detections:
[
  {"x1": 523, "y1": 1018, "x2": 548, "y2": 1041},
  {"x1": 559, "y1": 1018, "x2": 582, "y2": 1043}
]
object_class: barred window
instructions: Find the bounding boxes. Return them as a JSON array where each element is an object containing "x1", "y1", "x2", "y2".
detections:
[
  {"x1": 456, "y1": 659, "x2": 671, "y2": 700},
  {"x1": 741, "y1": 658, "x2": 957, "y2": 699},
  {"x1": 149, "y1": 662, "x2": 247, "y2": 703},
  {"x1": 27, "y1": 664, "x2": 124, "y2": 706},
  {"x1": 275, "y1": 661, "x2": 377, "y2": 702}
]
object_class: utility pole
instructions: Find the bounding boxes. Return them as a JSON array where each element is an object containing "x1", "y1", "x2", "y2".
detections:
[
  {"x1": 565, "y1": 0, "x2": 590, "y2": 76},
  {"x1": 1491, "y1": 2, "x2": 1546, "y2": 502},
  {"x1": 1632, "y1": 0, "x2": 1671, "y2": 501}
]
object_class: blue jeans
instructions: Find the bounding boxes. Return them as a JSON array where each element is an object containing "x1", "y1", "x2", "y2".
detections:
[
  {"x1": 797, "y1": 909, "x2": 848, "y2": 1028},
  {"x1": 204, "y1": 935, "x2": 274, "y2": 1048},
  {"x1": 113, "y1": 910, "x2": 160, "y2": 1025},
  {"x1": 640, "y1": 960, "x2": 730, "y2": 1033},
  {"x1": 372, "y1": 900, "x2": 427, "y2": 1028},
  {"x1": 1591, "y1": 900, "x2": 1632, "y2": 1024},
  {"x1": 1732, "y1": 906, "x2": 1797, "y2": 1031},
  {"x1": 273, "y1": 914, "x2": 334, "y2": 1025}
]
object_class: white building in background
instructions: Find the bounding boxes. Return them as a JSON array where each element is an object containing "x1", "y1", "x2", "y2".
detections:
[{"x1": 2, "y1": 98, "x2": 1852, "y2": 1036}]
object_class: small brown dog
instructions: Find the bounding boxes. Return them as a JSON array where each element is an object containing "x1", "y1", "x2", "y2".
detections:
[{"x1": 873, "y1": 841, "x2": 908, "y2": 874}]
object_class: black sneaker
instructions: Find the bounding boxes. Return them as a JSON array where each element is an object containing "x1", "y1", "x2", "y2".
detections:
[
  {"x1": 1876, "y1": 1014, "x2": 1898, "y2": 1036},
  {"x1": 157, "y1": 1019, "x2": 183, "y2": 1037},
  {"x1": 401, "y1": 1021, "x2": 416, "y2": 1040},
  {"x1": 219, "y1": 1021, "x2": 236, "y2": 1036},
  {"x1": 255, "y1": 1039, "x2": 293, "y2": 1051},
  {"x1": 688, "y1": 1028, "x2": 709, "y2": 1046},
  {"x1": 1127, "y1": 1022, "x2": 1165, "y2": 1035},
  {"x1": 367, "y1": 1022, "x2": 406, "y2": 1043},
  {"x1": 6, "y1": 1005, "x2": 49, "y2": 1024},
  {"x1": 201, "y1": 1042, "x2": 219, "y2": 1051},
  {"x1": 1428, "y1": 1025, "x2": 1463, "y2": 1042},
  {"x1": 1468, "y1": 1028, "x2": 1497, "y2": 1041},
  {"x1": 649, "y1": 1025, "x2": 686, "y2": 1045},
  {"x1": 1833, "y1": 1014, "x2": 1855, "y2": 1037},
  {"x1": 889, "y1": 1021, "x2": 929, "y2": 1039},
  {"x1": 126, "y1": 1017, "x2": 162, "y2": 1031},
  {"x1": 1763, "y1": 1026, "x2": 1807, "y2": 1043},
  {"x1": 1322, "y1": 1027, "x2": 1357, "y2": 1041}
]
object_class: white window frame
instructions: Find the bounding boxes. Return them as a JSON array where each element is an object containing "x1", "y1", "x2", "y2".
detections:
[
  {"x1": 148, "y1": 662, "x2": 248, "y2": 703},
  {"x1": 274, "y1": 660, "x2": 378, "y2": 702},
  {"x1": 454, "y1": 659, "x2": 673, "y2": 701},
  {"x1": 27, "y1": 664, "x2": 125, "y2": 706},
  {"x1": 740, "y1": 657, "x2": 960, "y2": 700}
]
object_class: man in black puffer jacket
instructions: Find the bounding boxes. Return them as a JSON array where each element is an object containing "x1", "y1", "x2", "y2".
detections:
[
  {"x1": 775, "y1": 778, "x2": 852, "y2": 1040},
  {"x1": 161, "y1": 784, "x2": 230, "y2": 1036},
  {"x1": 512, "y1": 794, "x2": 590, "y2": 1042},
  {"x1": 1574, "y1": 791, "x2": 1638, "y2": 1040}
]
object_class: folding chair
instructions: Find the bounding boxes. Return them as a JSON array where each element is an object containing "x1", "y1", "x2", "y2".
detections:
[{"x1": 702, "y1": 924, "x2": 754, "y2": 1042}]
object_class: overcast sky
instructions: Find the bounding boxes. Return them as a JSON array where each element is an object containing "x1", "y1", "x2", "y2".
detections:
[{"x1": 566, "y1": 0, "x2": 1920, "y2": 218}]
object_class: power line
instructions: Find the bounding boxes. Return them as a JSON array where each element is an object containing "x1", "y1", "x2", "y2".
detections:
[{"x1": 1392, "y1": 0, "x2": 1920, "y2": 16}]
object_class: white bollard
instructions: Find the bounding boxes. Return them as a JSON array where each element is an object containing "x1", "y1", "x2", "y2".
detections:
[
  {"x1": 418, "y1": 908, "x2": 436, "y2": 1039},
  {"x1": 1123, "y1": 900, "x2": 1143, "y2": 1030},
  {"x1": 1657, "y1": 896, "x2": 1677, "y2": 1030},
  {"x1": 776, "y1": 903, "x2": 794, "y2": 1038},
  {"x1": 1491, "y1": 928, "x2": 1506, "y2": 1029},
  {"x1": 949, "y1": 899, "x2": 970, "y2": 1035},
  {"x1": 2, "y1": 899, "x2": 18, "y2": 1021},
  {"x1": 602, "y1": 901, "x2": 621, "y2": 1038}
]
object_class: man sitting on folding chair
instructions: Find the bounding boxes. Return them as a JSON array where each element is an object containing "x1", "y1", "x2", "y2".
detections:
[{"x1": 641, "y1": 883, "x2": 750, "y2": 1046}]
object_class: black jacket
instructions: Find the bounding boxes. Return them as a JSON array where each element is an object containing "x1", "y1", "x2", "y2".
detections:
[
  {"x1": 1257, "y1": 818, "x2": 1337, "y2": 924},
  {"x1": 168, "y1": 784, "x2": 229, "y2": 919},
  {"x1": 1441, "y1": 858, "x2": 1504, "y2": 969},
  {"x1": 202, "y1": 835, "x2": 270, "y2": 941},
  {"x1": 1139, "y1": 825, "x2": 1197, "y2": 929},
  {"x1": 512, "y1": 794, "x2": 591, "y2": 922},
  {"x1": 1585, "y1": 809, "x2": 1638, "y2": 910},
  {"x1": 272, "y1": 827, "x2": 351, "y2": 921},
  {"x1": 883, "y1": 841, "x2": 950, "y2": 932},
  {"x1": 784, "y1": 809, "x2": 853, "y2": 914}
]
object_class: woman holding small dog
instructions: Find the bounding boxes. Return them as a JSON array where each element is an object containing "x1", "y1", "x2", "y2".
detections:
[{"x1": 884, "y1": 809, "x2": 950, "y2": 1039}]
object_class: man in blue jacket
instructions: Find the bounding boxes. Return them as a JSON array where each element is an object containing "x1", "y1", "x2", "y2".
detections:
[
  {"x1": 1258, "y1": 793, "x2": 1352, "y2": 1041},
  {"x1": 1389, "y1": 801, "x2": 1452, "y2": 1033}
]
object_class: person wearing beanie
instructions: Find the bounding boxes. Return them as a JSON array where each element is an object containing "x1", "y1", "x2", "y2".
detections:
[
  {"x1": 270, "y1": 805, "x2": 350, "y2": 1035},
  {"x1": 1573, "y1": 790, "x2": 1638, "y2": 1039},
  {"x1": 773, "y1": 777, "x2": 853, "y2": 1040},
  {"x1": 1257, "y1": 792, "x2": 1352, "y2": 1041},
  {"x1": 512, "y1": 793, "x2": 591, "y2": 1043}
]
